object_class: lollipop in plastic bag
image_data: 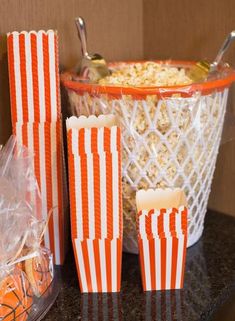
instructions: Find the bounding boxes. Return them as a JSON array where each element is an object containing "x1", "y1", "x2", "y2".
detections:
[
  {"x1": 0, "y1": 136, "x2": 42, "y2": 320},
  {"x1": 0, "y1": 212, "x2": 33, "y2": 321},
  {"x1": 23, "y1": 217, "x2": 54, "y2": 297}
]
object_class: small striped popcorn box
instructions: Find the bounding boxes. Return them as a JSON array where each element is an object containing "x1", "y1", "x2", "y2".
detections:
[
  {"x1": 7, "y1": 30, "x2": 61, "y2": 123},
  {"x1": 136, "y1": 188, "x2": 188, "y2": 291},
  {"x1": 13, "y1": 120, "x2": 68, "y2": 265},
  {"x1": 67, "y1": 115, "x2": 123, "y2": 292},
  {"x1": 137, "y1": 207, "x2": 187, "y2": 239}
]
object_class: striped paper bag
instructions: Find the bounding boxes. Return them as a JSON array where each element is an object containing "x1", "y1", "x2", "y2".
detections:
[
  {"x1": 67, "y1": 115, "x2": 123, "y2": 293},
  {"x1": 136, "y1": 189, "x2": 188, "y2": 291}
]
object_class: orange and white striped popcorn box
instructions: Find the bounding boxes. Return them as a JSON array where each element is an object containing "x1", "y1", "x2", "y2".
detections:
[
  {"x1": 7, "y1": 30, "x2": 61, "y2": 123},
  {"x1": 66, "y1": 115, "x2": 122, "y2": 240},
  {"x1": 13, "y1": 120, "x2": 68, "y2": 265},
  {"x1": 7, "y1": 28, "x2": 68, "y2": 265},
  {"x1": 136, "y1": 188, "x2": 188, "y2": 291},
  {"x1": 67, "y1": 115, "x2": 123, "y2": 292}
]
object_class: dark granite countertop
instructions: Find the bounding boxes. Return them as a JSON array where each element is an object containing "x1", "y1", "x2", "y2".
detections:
[{"x1": 43, "y1": 211, "x2": 235, "y2": 321}]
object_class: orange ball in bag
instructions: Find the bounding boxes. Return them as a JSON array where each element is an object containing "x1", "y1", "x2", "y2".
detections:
[
  {"x1": 24, "y1": 250, "x2": 53, "y2": 297},
  {"x1": 0, "y1": 269, "x2": 33, "y2": 321}
]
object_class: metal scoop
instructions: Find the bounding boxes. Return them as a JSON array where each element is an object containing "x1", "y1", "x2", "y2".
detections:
[
  {"x1": 188, "y1": 31, "x2": 235, "y2": 82},
  {"x1": 75, "y1": 16, "x2": 110, "y2": 82}
]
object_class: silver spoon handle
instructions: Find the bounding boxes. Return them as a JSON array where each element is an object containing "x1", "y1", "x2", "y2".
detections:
[
  {"x1": 75, "y1": 16, "x2": 89, "y2": 57},
  {"x1": 213, "y1": 31, "x2": 235, "y2": 68}
]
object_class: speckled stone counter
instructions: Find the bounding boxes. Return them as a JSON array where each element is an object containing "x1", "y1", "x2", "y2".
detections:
[{"x1": 43, "y1": 211, "x2": 235, "y2": 321}]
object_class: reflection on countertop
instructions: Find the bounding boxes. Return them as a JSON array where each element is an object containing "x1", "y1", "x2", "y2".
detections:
[{"x1": 44, "y1": 211, "x2": 235, "y2": 321}]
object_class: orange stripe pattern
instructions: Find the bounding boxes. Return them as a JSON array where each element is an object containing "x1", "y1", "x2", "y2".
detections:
[
  {"x1": 7, "y1": 30, "x2": 60, "y2": 123},
  {"x1": 13, "y1": 121, "x2": 68, "y2": 265},
  {"x1": 137, "y1": 207, "x2": 187, "y2": 291},
  {"x1": 7, "y1": 30, "x2": 68, "y2": 265},
  {"x1": 73, "y1": 238, "x2": 122, "y2": 293},
  {"x1": 67, "y1": 123, "x2": 122, "y2": 292}
]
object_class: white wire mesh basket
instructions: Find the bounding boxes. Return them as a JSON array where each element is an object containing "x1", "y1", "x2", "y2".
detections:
[{"x1": 62, "y1": 61, "x2": 235, "y2": 253}]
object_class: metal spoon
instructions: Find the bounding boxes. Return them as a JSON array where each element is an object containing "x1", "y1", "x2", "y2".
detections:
[
  {"x1": 75, "y1": 16, "x2": 110, "y2": 82},
  {"x1": 188, "y1": 31, "x2": 235, "y2": 82}
]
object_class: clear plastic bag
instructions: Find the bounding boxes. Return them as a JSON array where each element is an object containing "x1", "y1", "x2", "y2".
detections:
[
  {"x1": 23, "y1": 219, "x2": 54, "y2": 298},
  {"x1": 0, "y1": 136, "x2": 40, "y2": 267},
  {"x1": 0, "y1": 136, "x2": 54, "y2": 321}
]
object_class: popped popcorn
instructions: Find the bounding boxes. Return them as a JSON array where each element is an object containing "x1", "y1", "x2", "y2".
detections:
[{"x1": 98, "y1": 62, "x2": 192, "y2": 87}]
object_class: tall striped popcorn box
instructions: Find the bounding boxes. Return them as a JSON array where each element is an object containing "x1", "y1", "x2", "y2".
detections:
[
  {"x1": 67, "y1": 115, "x2": 123, "y2": 292},
  {"x1": 7, "y1": 30, "x2": 60, "y2": 123},
  {"x1": 136, "y1": 188, "x2": 188, "y2": 291},
  {"x1": 7, "y1": 30, "x2": 68, "y2": 265},
  {"x1": 13, "y1": 121, "x2": 68, "y2": 265}
]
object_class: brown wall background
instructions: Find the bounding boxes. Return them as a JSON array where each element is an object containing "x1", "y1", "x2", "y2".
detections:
[
  {"x1": 0, "y1": 0, "x2": 143, "y2": 142},
  {"x1": 143, "y1": 0, "x2": 235, "y2": 216},
  {"x1": 0, "y1": 0, "x2": 234, "y2": 215}
]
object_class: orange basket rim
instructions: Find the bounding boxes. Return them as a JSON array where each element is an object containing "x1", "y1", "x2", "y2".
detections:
[{"x1": 61, "y1": 60, "x2": 235, "y2": 97}]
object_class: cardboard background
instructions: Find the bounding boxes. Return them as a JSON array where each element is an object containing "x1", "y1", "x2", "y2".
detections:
[{"x1": 0, "y1": 0, "x2": 234, "y2": 216}]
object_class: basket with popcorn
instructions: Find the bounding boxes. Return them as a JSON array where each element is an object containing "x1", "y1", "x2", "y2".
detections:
[{"x1": 62, "y1": 60, "x2": 235, "y2": 254}]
